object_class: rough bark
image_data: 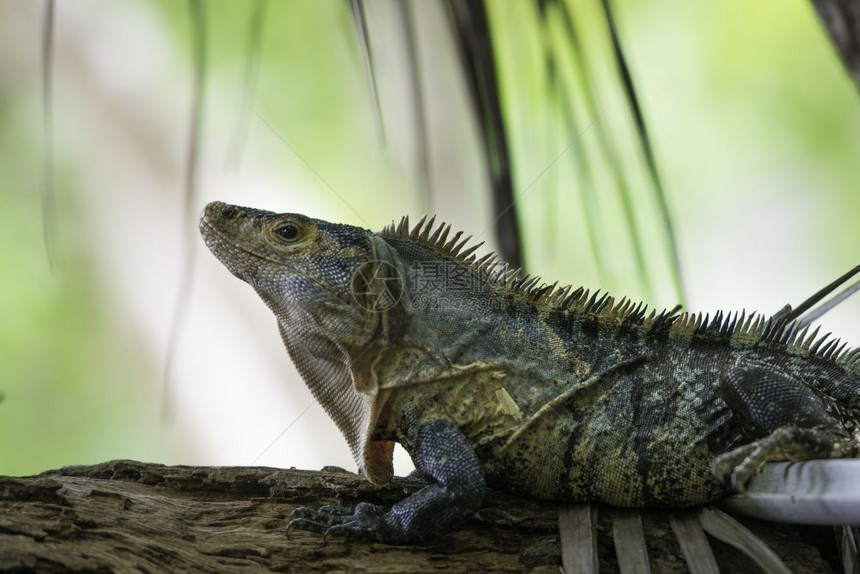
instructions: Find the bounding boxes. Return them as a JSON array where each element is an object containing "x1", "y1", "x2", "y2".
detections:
[{"x1": 0, "y1": 460, "x2": 842, "y2": 573}]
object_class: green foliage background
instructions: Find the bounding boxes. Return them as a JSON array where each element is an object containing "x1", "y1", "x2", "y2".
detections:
[{"x1": 0, "y1": 0, "x2": 857, "y2": 476}]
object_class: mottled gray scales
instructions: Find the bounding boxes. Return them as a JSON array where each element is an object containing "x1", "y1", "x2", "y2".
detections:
[{"x1": 200, "y1": 202, "x2": 860, "y2": 543}]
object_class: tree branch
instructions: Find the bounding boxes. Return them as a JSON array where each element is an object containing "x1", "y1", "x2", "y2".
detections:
[{"x1": 0, "y1": 460, "x2": 842, "y2": 572}]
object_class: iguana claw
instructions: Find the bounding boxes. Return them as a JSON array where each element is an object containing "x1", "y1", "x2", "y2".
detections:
[
  {"x1": 714, "y1": 425, "x2": 860, "y2": 493},
  {"x1": 713, "y1": 443, "x2": 758, "y2": 492},
  {"x1": 287, "y1": 503, "x2": 400, "y2": 543}
]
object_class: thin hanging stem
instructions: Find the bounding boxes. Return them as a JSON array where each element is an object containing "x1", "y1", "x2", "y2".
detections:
[
  {"x1": 42, "y1": 0, "x2": 57, "y2": 269},
  {"x1": 162, "y1": 0, "x2": 207, "y2": 420}
]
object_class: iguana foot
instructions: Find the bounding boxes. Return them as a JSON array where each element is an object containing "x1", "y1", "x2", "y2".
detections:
[
  {"x1": 714, "y1": 425, "x2": 860, "y2": 492},
  {"x1": 288, "y1": 502, "x2": 407, "y2": 543}
]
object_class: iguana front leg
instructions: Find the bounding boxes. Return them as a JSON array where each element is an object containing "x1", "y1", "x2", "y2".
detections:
[
  {"x1": 715, "y1": 357, "x2": 860, "y2": 490},
  {"x1": 288, "y1": 418, "x2": 485, "y2": 543}
]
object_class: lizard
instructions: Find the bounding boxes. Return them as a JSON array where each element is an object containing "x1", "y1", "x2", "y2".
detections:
[{"x1": 199, "y1": 200, "x2": 860, "y2": 543}]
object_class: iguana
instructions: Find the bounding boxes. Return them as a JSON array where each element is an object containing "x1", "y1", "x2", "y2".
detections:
[{"x1": 199, "y1": 201, "x2": 860, "y2": 543}]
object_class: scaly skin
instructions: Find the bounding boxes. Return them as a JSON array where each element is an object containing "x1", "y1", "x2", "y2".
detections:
[{"x1": 200, "y1": 201, "x2": 860, "y2": 543}]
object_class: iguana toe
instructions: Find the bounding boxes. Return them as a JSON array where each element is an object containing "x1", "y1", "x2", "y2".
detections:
[
  {"x1": 715, "y1": 425, "x2": 860, "y2": 493},
  {"x1": 287, "y1": 503, "x2": 404, "y2": 542}
]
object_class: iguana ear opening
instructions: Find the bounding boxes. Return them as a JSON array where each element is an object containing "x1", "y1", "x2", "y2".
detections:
[{"x1": 350, "y1": 237, "x2": 403, "y2": 313}]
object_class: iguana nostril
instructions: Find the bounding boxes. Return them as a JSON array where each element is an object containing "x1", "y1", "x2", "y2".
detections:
[{"x1": 220, "y1": 205, "x2": 238, "y2": 219}]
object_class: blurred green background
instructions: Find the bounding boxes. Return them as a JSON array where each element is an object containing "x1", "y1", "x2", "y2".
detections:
[{"x1": 0, "y1": 0, "x2": 857, "y2": 477}]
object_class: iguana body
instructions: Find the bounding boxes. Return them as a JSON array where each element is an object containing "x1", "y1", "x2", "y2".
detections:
[{"x1": 200, "y1": 201, "x2": 860, "y2": 543}]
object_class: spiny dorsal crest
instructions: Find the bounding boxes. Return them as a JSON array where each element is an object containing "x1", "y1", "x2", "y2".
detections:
[
  {"x1": 380, "y1": 215, "x2": 674, "y2": 324},
  {"x1": 380, "y1": 216, "x2": 857, "y2": 366},
  {"x1": 382, "y1": 214, "x2": 498, "y2": 279}
]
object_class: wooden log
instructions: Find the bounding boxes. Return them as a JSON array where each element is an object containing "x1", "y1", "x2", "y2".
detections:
[{"x1": 0, "y1": 460, "x2": 843, "y2": 572}]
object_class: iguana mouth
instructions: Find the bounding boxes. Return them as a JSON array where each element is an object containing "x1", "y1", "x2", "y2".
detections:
[
  {"x1": 199, "y1": 204, "x2": 364, "y2": 302},
  {"x1": 199, "y1": 217, "x2": 285, "y2": 272}
]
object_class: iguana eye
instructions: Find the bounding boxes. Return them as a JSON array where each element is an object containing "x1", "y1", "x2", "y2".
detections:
[{"x1": 274, "y1": 223, "x2": 301, "y2": 243}]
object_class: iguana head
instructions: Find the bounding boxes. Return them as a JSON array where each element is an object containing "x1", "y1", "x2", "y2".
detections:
[{"x1": 199, "y1": 201, "x2": 399, "y2": 484}]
